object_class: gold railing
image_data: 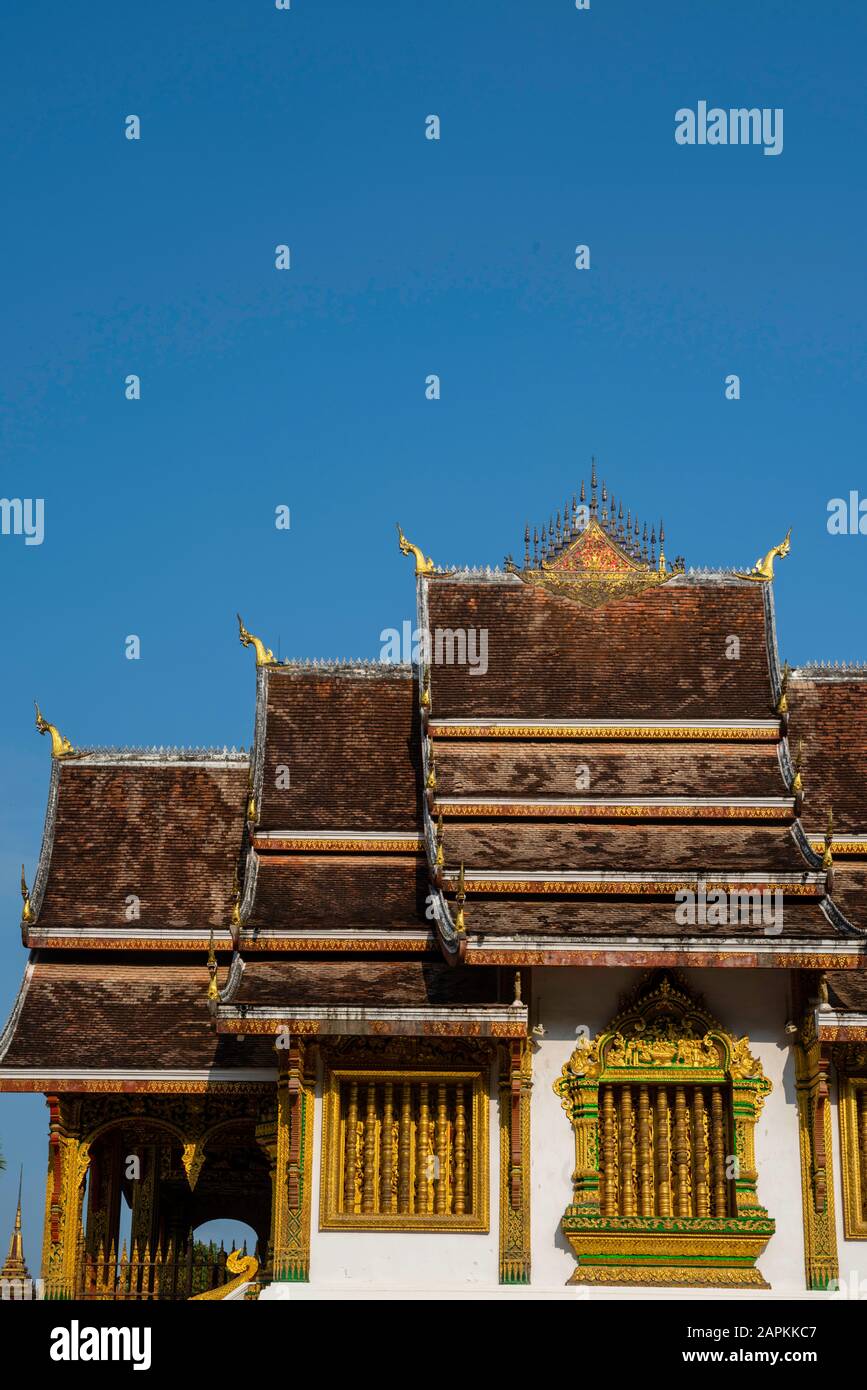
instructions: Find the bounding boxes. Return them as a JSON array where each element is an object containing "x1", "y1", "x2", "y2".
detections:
[
  {"x1": 77, "y1": 1239, "x2": 239, "y2": 1301},
  {"x1": 598, "y1": 1082, "x2": 733, "y2": 1218}
]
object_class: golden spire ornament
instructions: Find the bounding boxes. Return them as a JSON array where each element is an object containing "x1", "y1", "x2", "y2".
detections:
[
  {"x1": 0, "y1": 1167, "x2": 28, "y2": 1282},
  {"x1": 237, "y1": 614, "x2": 276, "y2": 667}
]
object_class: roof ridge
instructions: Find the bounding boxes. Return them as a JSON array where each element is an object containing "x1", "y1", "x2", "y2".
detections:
[
  {"x1": 791, "y1": 661, "x2": 867, "y2": 678},
  {"x1": 275, "y1": 658, "x2": 412, "y2": 671},
  {"x1": 72, "y1": 746, "x2": 249, "y2": 759}
]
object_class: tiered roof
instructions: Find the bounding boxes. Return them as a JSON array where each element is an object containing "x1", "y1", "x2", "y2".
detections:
[{"x1": 2, "y1": 473, "x2": 866, "y2": 1086}]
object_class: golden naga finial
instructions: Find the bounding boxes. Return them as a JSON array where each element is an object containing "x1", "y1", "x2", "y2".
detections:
[
  {"x1": 454, "y1": 862, "x2": 467, "y2": 936},
  {"x1": 246, "y1": 794, "x2": 258, "y2": 826},
  {"x1": 776, "y1": 661, "x2": 790, "y2": 716},
  {"x1": 237, "y1": 614, "x2": 276, "y2": 667},
  {"x1": 426, "y1": 753, "x2": 437, "y2": 792},
  {"x1": 34, "y1": 702, "x2": 73, "y2": 758},
  {"x1": 230, "y1": 866, "x2": 242, "y2": 929},
  {"x1": 822, "y1": 809, "x2": 834, "y2": 871},
  {"x1": 206, "y1": 931, "x2": 219, "y2": 1003},
  {"x1": 792, "y1": 738, "x2": 804, "y2": 796},
  {"x1": 20, "y1": 865, "x2": 34, "y2": 924},
  {"x1": 435, "y1": 813, "x2": 445, "y2": 868},
  {"x1": 739, "y1": 528, "x2": 792, "y2": 582},
  {"x1": 420, "y1": 668, "x2": 431, "y2": 710},
  {"x1": 396, "y1": 523, "x2": 435, "y2": 575}
]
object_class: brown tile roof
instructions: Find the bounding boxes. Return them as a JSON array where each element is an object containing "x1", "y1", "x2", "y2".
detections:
[
  {"x1": 0, "y1": 958, "x2": 272, "y2": 1071},
  {"x1": 37, "y1": 762, "x2": 248, "y2": 931},
  {"x1": 434, "y1": 740, "x2": 786, "y2": 799},
  {"x1": 246, "y1": 856, "x2": 430, "y2": 931},
  {"x1": 827, "y1": 970, "x2": 867, "y2": 1013},
  {"x1": 426, "y1": 577, "x2": 774, "y2": 720},
  {"x1": 826, "y1": 866, "x2": 867, "y2": 933},
  {"x1": 230, "y1": 958, "x2": 500, "y2": 1009},
  {"x1": 788, "y1": 676, "x2": 867, "y2": 834},
  {"x1": 257, "y1": 667, "x2": 422, "y2": 831},
  {"x1": 443, "y1": 822, "x2": 811, "y2": 874}
]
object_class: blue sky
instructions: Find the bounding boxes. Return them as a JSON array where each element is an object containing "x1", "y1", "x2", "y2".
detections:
[{"x1": 2, "y1": 0, "x2": 866, "y2": 1267}]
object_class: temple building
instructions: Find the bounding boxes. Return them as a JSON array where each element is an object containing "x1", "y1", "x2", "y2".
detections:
[{"x1": 2, "y1": 471, "x2": 867, "y2": 1297}]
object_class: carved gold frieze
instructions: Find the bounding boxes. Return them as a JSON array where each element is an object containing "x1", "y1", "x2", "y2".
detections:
[
  {"x1": 454, "y1": 878, "x2": 819, "y2": 897},
  {"x1": 429, "y1": 724, "x2": 780, "y2": 742},
  {"x1": 506, "y1": 519, "x2": 683, "y2": 609},
  {"x1": 436, "y1": 803, "x2": 788, "y2": 821},
  {"x1": 252, "y1": 836, "x2": 424, "y2": 853}
]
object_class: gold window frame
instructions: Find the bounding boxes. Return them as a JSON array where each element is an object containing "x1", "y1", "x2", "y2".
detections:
[
  {"x1": 838, "y1": 1074, "x2": 867, "y2": 1239},
  {"x1": 554, "y1": 972, "x2": 775, "y2": 1288},
  {"x1": 319, "y1": 1066, "x2": 489, "y2": 1232}
]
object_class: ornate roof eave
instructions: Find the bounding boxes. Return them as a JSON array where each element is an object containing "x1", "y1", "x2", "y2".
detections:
[
  {"x1": 434, "y1": 796, "x2": 794, "y2": 821},
  {"x1": 214, "y1": 1004, "x2": 527, "y2": 1039},
  {"x1": 22, "y1": 927, "x2": 238, "y2": 951},
  {"x1": 441, "y1": 869, "x2": 825, "y2": 894},
  {"x1": 19, "y1": 927, "x2": 436, "y2": 951},
  {"x1": 0, "y1": 1068, "x2": 276, "y2": 1095},
  {"x1": 460, "y1": 937, "x2": 867, "y2": 968},
  {"x1": 814, "y1": 1007, "x2": 867, "y2": 1042}
]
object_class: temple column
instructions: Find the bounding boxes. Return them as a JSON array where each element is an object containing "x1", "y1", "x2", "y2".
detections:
[
  {"x1": 257, "y1": 1036, "x2": 314, "y2": 1282},
  {"x1": 130, "y1": 1142, "x2": 160, "y2": 1251},
  {"x1": 41, "y1": 1095, "x2": 89, "y2": 1299},
  {"x1": 794, "y1": 979, "x2": 839, "y2": 1290},
  {"x1": 498, "y1": 1039, "x2": 532, "y2": 1284},
  {"x1": 84, "y1": 1130, "x2": 122, "y2": 1260}
]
